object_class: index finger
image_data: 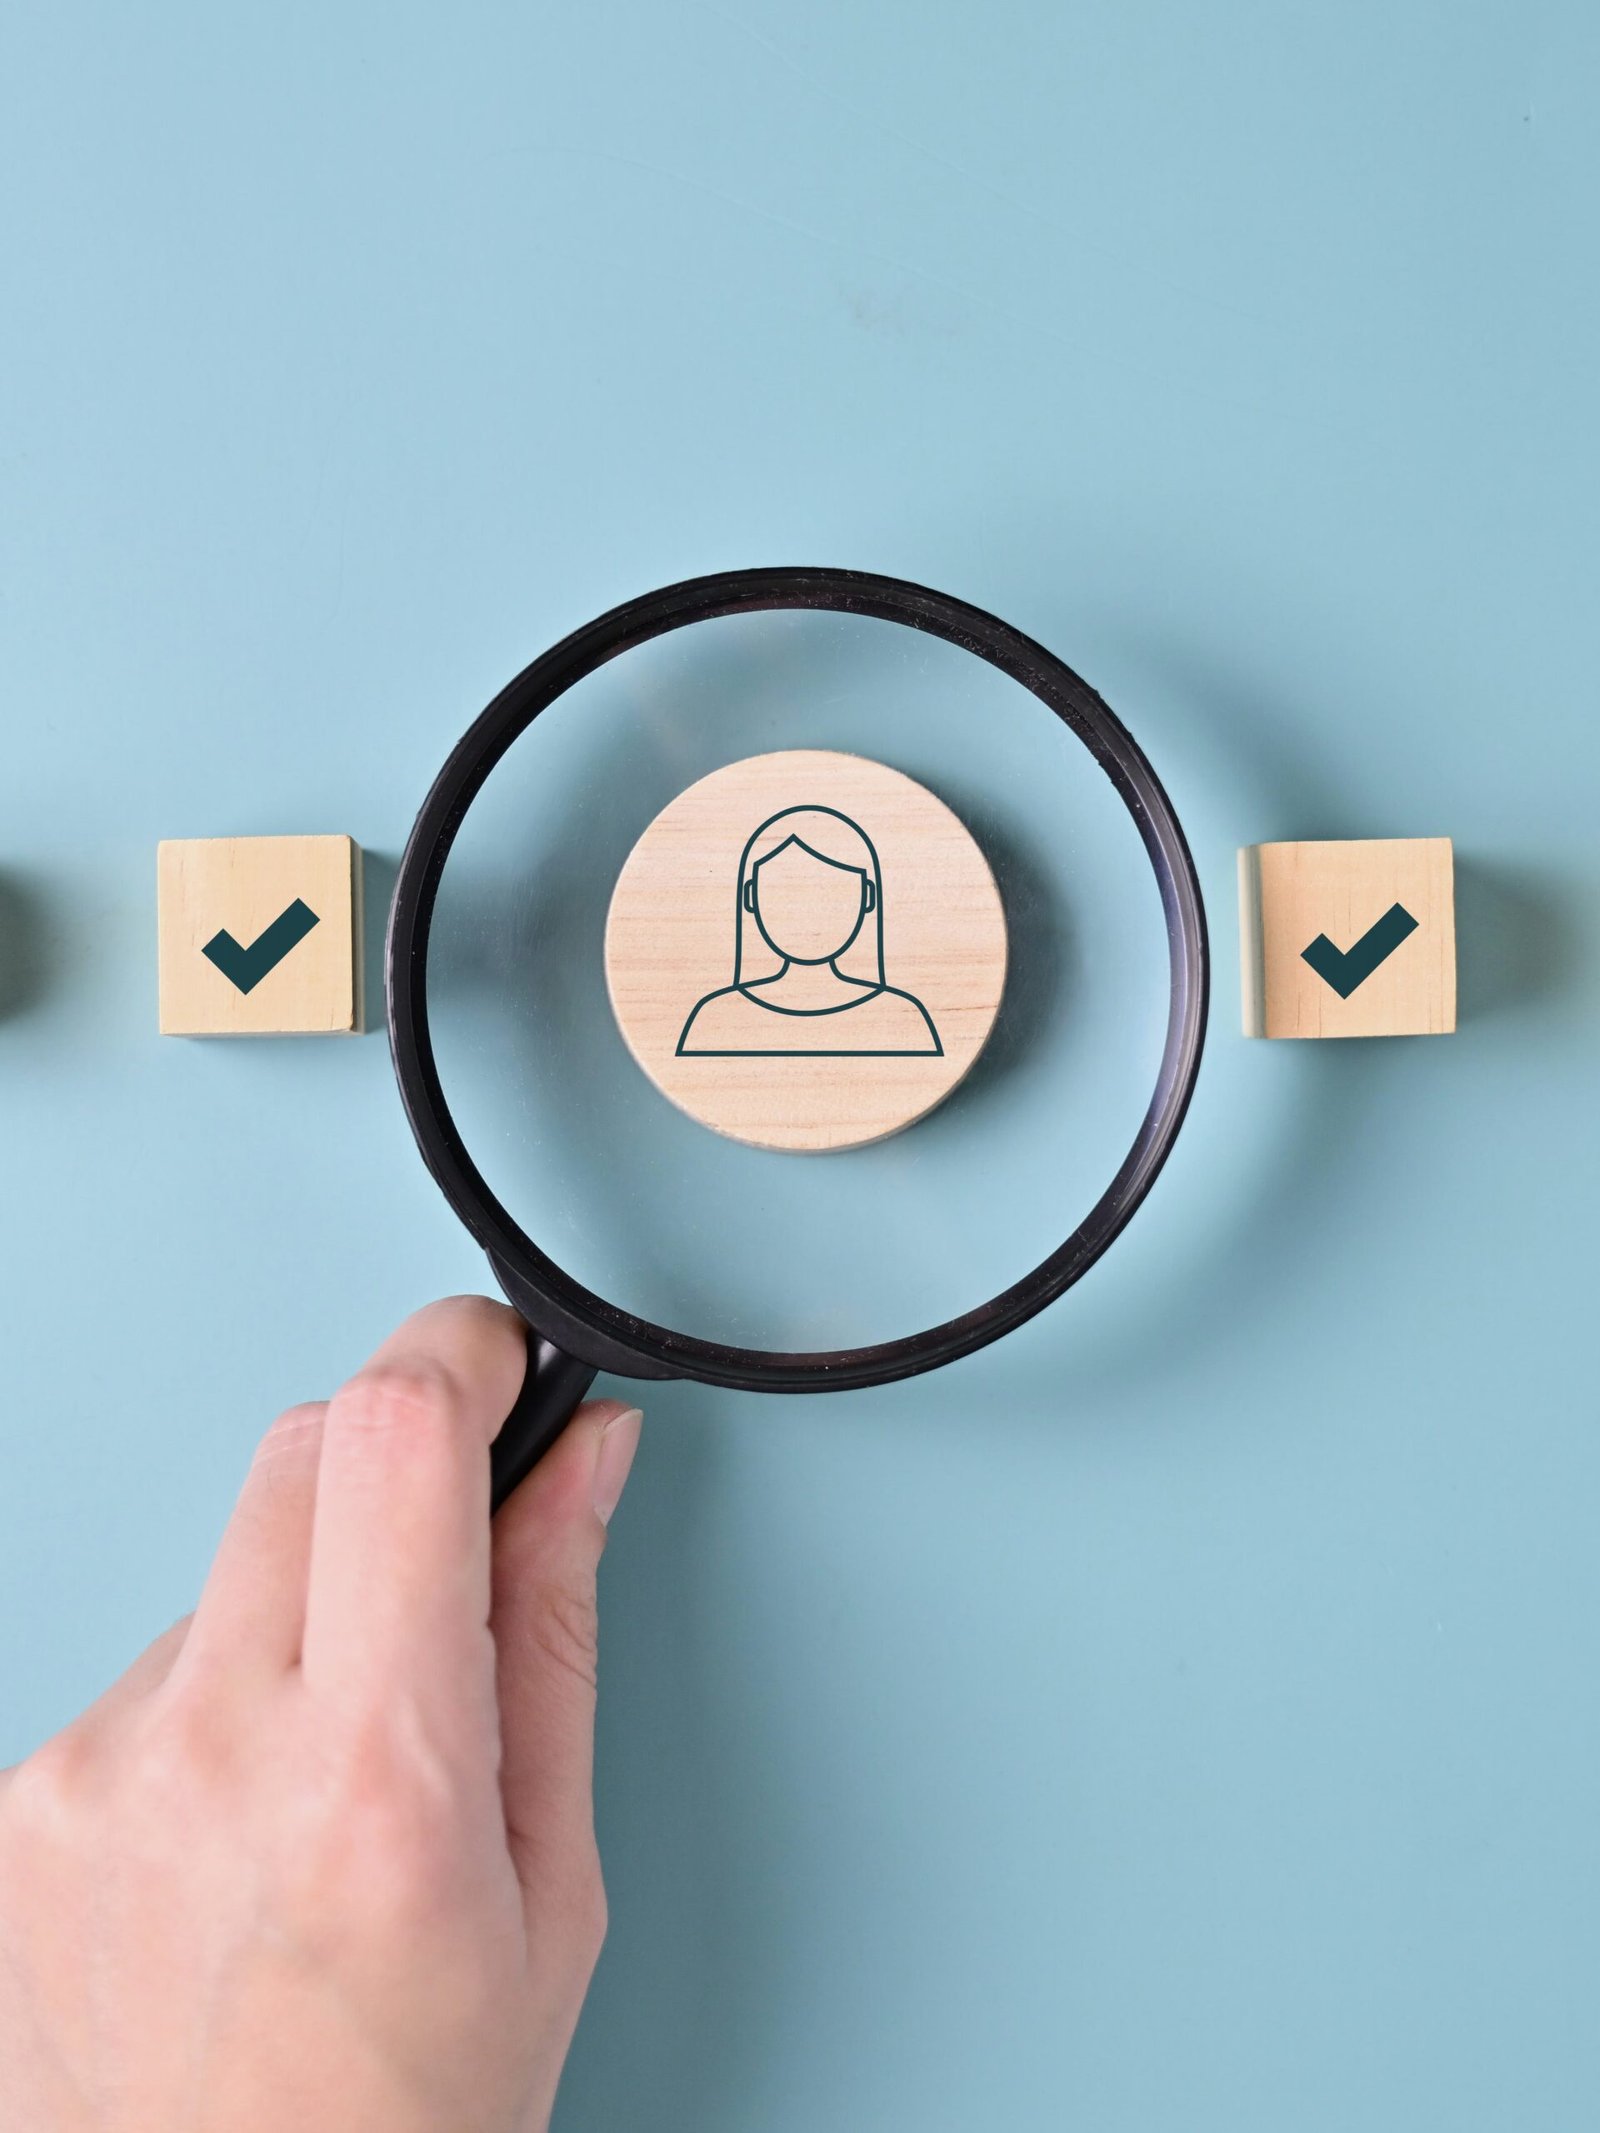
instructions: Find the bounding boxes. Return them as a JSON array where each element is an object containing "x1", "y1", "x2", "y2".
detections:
[{"x1": 300, "y1": 1295, "x2": 527, "y2": 1708}]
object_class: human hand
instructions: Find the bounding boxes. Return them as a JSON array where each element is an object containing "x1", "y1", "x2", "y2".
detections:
[{"x1": 0, "y1": 1296, "x2": 642, "y2": 2133}]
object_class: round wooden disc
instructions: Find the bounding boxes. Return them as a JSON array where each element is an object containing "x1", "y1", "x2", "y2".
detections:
[{"x1": 605, "y1": 750, "x2": 1007, "y2": 1152}]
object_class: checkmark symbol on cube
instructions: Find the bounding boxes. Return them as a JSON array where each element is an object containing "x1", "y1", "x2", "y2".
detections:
[
  {"x1": 202, "y1": 898, "x2": 321, "y2": 994},
  {"x1": 1300, "y1": 902, "x2": 1418, "y2": 999}
]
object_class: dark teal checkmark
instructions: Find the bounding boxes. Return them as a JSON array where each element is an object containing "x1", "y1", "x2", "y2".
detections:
[
  {"x1": 1301, "y1": 902, "x2": 1418, "y2": 998},
  {"x1": 202, "y1": 898, "x2": 321, "y2": 994}
]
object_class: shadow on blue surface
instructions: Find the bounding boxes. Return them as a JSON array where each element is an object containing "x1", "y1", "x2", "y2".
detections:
[
  {"x1": 0, "y1": 867, "x2": 55, "y2": 1023},
  {"x1": 1456, "y1": 858, "x2": 1588, "y2": 1024},
  {"x1": 360, "y1": 849, "x2": 399, "y2": 1039}
]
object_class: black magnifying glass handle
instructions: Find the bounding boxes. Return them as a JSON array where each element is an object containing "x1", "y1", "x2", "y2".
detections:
[{"x1": 489, "y1": 1332, "x2": 597, "y2": 1513}]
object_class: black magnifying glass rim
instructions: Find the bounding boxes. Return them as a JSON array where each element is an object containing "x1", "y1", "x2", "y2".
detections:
[{"x1": 387, "y1": 565, "x2": 1209, "y2": 1394}]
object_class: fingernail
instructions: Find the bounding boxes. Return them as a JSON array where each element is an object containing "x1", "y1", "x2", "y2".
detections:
[{"x1": 593, "y1": 1408, "x2": 643, "y2": 1525}]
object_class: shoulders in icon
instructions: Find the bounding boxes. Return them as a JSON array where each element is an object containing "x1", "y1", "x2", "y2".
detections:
[{"x1": 677, "y1": 982, "x2": 942, "y2": 1056}]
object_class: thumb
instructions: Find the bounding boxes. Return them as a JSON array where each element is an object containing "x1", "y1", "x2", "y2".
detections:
[{"x1": 489, "y1": 1398, "x2": 642, "y2": 1925}]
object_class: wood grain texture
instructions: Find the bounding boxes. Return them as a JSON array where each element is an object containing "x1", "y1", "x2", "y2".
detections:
[
  {"x1": 157, "y1": 834, "x2": 361, "y2": 1035},
  {"x1": 1239, "y1": 835, "x2": 1455, "y2": 1039},
  {"x1": 606, "y1": 751, "x2": 1007, "y2": 1150}
]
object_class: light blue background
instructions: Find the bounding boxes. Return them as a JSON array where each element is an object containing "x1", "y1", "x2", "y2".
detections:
[{"x1": 3, "y1": 5, "x2": 1598, "y2": 2127}]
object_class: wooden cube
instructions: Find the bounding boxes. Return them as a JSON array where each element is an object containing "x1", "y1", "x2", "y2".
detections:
[
  {"x1": 1239, "y1": 836, "x2": 1454, "y2": 1039},
  {"x1": 158, "y1": 835, "x2": 362, "y2": 1036}
]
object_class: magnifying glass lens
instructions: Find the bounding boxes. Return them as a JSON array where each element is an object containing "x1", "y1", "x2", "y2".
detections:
[{"x1": 424, "y1": 606, "x2": 1172, "y2": 1357}]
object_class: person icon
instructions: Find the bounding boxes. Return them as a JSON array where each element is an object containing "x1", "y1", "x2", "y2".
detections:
[{"x1": 676, "y1": 805, "x2": 943, "y2": 1056}]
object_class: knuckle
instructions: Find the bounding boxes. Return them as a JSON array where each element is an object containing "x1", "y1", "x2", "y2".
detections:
[
  {"x1": 513, "y1": 1833, "x2": 608, "y2": 1973},
  {"x1": 445, "y1": 1293, "x2": 520, "y2": 1343},
  {"x1": 156, "y1": 1608, "x2": 197, "y2": 1654},
  {"x1": 130, "y1": 1680, "x2": 238, "y2": 1803},
  {"x1": 570, "y1": 1866, "x2": 609, "y2": 1970},
  {"x1": 334, "y1": 1359, "x2": 460, "y2": 1445},
  {"x1": 528, "y1": 1581, "x2": 599, "y2": 1693},
  {"x1": 254, "y1": 1400, "x2": 325, "y2": 1463},
  {"x1": 3, "y1": 1722, "x2": 98, "y2": 1841},
  {"x1": 286, "y1": 1702, "x2": 464, "y2": 1934}
]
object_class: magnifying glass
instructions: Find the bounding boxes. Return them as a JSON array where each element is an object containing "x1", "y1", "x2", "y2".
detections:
[{"x1": 387, "y1": 568, "x2": 1208, "y2": 1509}]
